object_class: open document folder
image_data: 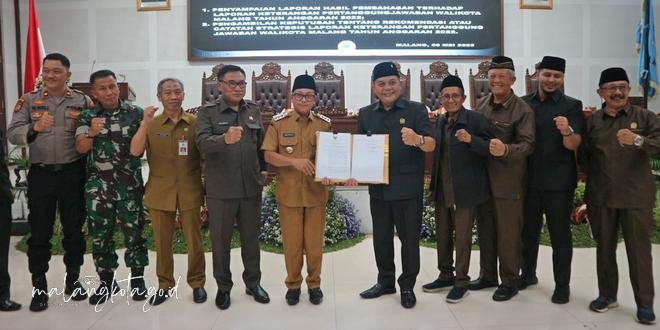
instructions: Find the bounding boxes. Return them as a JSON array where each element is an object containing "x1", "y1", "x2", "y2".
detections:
[{"x1": 314, "y1": 132, "x2": 389, "y2": 184}]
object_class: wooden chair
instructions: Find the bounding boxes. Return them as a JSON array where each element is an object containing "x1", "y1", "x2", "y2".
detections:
[
  {"x1": 251, "y1": 62, "x2": 291, "y2": 114},
  {"x1": 420, "y1": 61, "x2": 458, "y2": 110}
]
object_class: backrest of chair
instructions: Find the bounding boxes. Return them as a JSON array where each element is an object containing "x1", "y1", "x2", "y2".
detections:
[
  {"x1": 201, "y1": 63, "x2": 224, "y2": 105},
  {"x1": 420, "y1": 61, "x2": 456, "y2": 110},
  {"x1": 524, "y1": 63, "x2": 540, "y2": 96},
  {"x1": 370, "y1": 62, "x2": 411, "y2": 104},
  {"x1": 312, "y1": 62, "x2": 345, "y2": 113},
  {"x1": 252, "y1": 62, "x2": 291, "y2": 113},
  {"x1": 468, "y1": 61, "x2": 492, "y2": 109}
]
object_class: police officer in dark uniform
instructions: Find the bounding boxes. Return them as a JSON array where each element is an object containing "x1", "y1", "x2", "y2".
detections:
[
  {"x1": 195, "y1": 64, "x2": 270, "y2": 310},
  {"x1": 520, "y1": 56, "x2": 584, "y2": 304},
  {"x1": 7, "y1": 53, "x2": 90, "y2": 311},
  {"x1": 357, "y1": 62, "x2": 436, "y2": 309},
  {"x1": 0, "y1": 129, "x2": 21, "y2": 312}
]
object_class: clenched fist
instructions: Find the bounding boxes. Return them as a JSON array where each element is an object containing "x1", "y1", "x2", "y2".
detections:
[
  {"x1": 489, "y1": 138, "x2": 506, "y2": 156},
  {"x1": 616, "y1": 129, "x2": 636, "y2": 146},
  {"x1": 401, "y1": 127, "x2": 420, "y2": 146},
  {"x1": 33, "y1": 112, "x2": 54, "y2": 132},
  {"x1": 143, "y1": 106, "x2": 158, "y2": 124},
  {"x1": 553, "y1": 116, "x2": 571, "y2": 135},
  {"x1": 224, "y1": 126, "x2": 244, "y2": 144},
  {"x1": 455, "y1": 129, "x2": 472, "y2": 143},
  {"x1": 88, "y1": 117, "x2": 106, "y2": 137}
]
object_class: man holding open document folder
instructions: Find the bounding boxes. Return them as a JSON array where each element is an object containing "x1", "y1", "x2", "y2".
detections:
[
  {"x1": 357, "y1": 62, "x2": 436, "y2": 309},
  {"x1": 262, "y1": 74, "x2": 332, "y2": 306}
]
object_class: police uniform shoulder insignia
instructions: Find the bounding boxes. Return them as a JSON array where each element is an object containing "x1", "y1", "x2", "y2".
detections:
[
  {"x1": 316, "y1": 112, "x2": 331, "y2": 124},
  {"x1": 272, "y1": 110, "x2": 290, "y2": 122},
  {"x1": 13, "y1": 96, "x2": 26, "y2": 113}
]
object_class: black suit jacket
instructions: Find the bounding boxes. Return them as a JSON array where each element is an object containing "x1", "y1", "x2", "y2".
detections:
[{"x1": 430, "y1": 107, "x2": 492, "y2": 208}]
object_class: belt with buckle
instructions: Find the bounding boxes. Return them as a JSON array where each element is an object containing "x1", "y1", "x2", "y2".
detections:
[{"x1": 32, "y1": 158, "x2": 84, "y2": 172}]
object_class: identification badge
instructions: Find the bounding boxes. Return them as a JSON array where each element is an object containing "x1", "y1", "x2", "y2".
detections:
[{"x1": 178, "y1": 140, "x2": 188, "y2": 156}]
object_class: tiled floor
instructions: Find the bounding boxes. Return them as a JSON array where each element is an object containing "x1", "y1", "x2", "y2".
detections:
[{"x1": 0, "y1": 236, "x2": 658, "y2": 330}]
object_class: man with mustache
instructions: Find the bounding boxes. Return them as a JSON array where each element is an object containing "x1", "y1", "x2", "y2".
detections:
[
  {"x1": 581, "y1": 67, "x2": 659, "y2": 325},
  {"x1": 520, "y1": 56, "x2": 584, "y2": 304},
  {"x1": 7, "y1": 53, "x2": 90, "y2": 311},
  {"x1": 471, "y1": 56, "x2": 535, "y2": 302},
  {"x1": 423, "y1": 75, "x2": 491, "y2": 303}
]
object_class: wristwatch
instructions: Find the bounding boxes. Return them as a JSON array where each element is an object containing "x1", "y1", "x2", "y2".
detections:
[
  {"x1": 561, "y1": 126, "x2": 574, "y2": 137},
  {"x1": 634, "y1": 134, "x2": 644, "y2": 147}
]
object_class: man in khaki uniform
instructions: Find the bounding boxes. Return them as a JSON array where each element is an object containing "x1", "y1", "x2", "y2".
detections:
[
  {"x1": 262, "y1": 74, "x2": 331, "y2": 306},
  {"x1": 130, "y1": 78, "x2": 206, "y2": 306}
]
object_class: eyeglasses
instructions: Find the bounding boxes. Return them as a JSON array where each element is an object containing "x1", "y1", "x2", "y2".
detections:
[
  {"x1": 601, "y1": 84, "x2": 630, "y2": 93},
  {"x1": 441, "y1": 94, "x2": 463, "y2": 101},
  {"x1": 292, "y1": 93, "x2": 316, "y2": 101},
  {"x1": 220, "y1": 80, "x2": 247, "y2": 89}
]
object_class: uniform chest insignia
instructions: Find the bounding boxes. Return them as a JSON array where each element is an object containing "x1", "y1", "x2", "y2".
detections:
[
  {"x1": 184, "y1": 128, "x2": 189, "y2": 132},
  {"x1": 13, "y1": 98, "x2": 25, "y2": 113},
  {"x1": 65, "y1": 90, "x2": 72, "y2": 97},
  {"x1": 286, "y1": 146, "x2": 294, "y2": 154},
  {"x1": 43, "y1": 91, "x2": 49, "y2": 97},
  {"x1": 631, "y1": 122, "x2": 638, "y2": 129},
  {"x1": 33, "y1": 99, "x2": 46, "y2": 106},
  {"x1": 283, "y1": 132, "x2": 295, "y2": 137},
  {"x1": 399, "y1": 117, "x2": 406, "y2": 125},
  {"x1": 272, "y1": 111, "x2": 289, "y2": 122},
  {"x1": 316, "y1": 113, "x2": 331, "y2": 124},
  {"x1": 31, "y1": 111, "x2": 44, "y2": 120},
  {"x1": 248, "y1": 115, "x2": 254, "y2": 121}
]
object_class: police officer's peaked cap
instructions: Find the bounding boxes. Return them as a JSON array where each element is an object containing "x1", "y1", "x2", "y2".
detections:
[
  {"x1": 372, "y1": 62, "x2": 400, "y2": 82},
  {"x1": 538, "y1": 56, "x2": 566, "y2": 73},
  {"x1": 599, "y1": 67, "x2": 629, "y2": 86},
  {"x1": 292, "y1": 74, "x2": 317, "y2": 92}
]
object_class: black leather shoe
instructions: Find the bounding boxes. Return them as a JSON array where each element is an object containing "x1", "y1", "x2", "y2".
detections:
[
  {"x1": 468, "y1": 277, "x2": 499, "y2": 291},
  {"x1": 359, "y1": 283, "x2": 396, "y2": 299},
  {"x1": 149, "y1": 290, "x2": 169, "y2": 306},
  {"x1": 215, "y1": 290, "x2": 230, "y2": 310},
  {"x1": 518, "y1": 275, "x2": 539, "y2": 290},
  {"x1": 65, "y1": 281, "x2": 88, "y2": 301},
  {"x1": 0, "y1": 299, "x2": 21, "y2": 312},
  {"x1": 551, "y1": 285, "x2": 570, "y2": 304},
  {"x1": 308, "y1": 288, "x2": 323, "y2": 305},
  {"x1": 30, "y1": 275, "x2": 48, "y2": 312},
  {"x1": 422, "y1": 278, "x2": 454, "y2": 293},
  {"x1": 193, "y1": 287, "x2": 207, "y2": 303},
  {"x1": 245, "y1": 285, "x2": 270, "y2": 304},
  {"x1": 286, "y1": 288, "x2": 301, "y2": 306},
  {"x1": 492, "y1": 285, "x2": 518, "y2": 301},
  {"x1": 400, "y1": 290, "x2": 416, "y2": 308}
]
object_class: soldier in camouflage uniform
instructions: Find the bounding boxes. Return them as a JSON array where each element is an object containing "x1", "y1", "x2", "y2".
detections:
[{"x1": 74, "y1": 70, "x2": 148, "y2": 305}]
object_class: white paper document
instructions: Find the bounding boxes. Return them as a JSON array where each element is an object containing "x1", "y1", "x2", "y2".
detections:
[
  {"x1": 315, "y1": 132, "x2": 352, "y2": 180},
  {"x1": 315, "y1": 132, "x2": 388, "y2": 184}
]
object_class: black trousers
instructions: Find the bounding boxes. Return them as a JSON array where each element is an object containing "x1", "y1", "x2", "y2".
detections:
[
  {"x1": 370, "y1": 197, "x2": 422, "y2": 291},
  {"x1": 0, "y1": 199, "x2": 11, "y2": 299},
  {"x1": 522, "y1": 189, "x2": 573, "y2": 287},
  {"x1": 207, "y1": 196, "x2": 262, "y2": 292},
  {"x1": 26, "y1": 161, "x2": 86, "y2": 275}
]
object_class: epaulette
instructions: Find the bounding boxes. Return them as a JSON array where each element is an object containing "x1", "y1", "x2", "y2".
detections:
[
  {"x1": 315, "y1": 112, "x2": 331, "y2": 124},
  {"x1": 13, "y1": 94, "x2": 27, "y2": 113},
  {"x1": 272, "y1": 110, "x2": 290, "y2": 122}
]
